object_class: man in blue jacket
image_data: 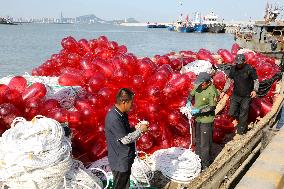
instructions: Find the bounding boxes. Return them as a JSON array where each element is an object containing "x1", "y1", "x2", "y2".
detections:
[{"x1": 105, "y1": 88, "x2": 149, "y2": 189}]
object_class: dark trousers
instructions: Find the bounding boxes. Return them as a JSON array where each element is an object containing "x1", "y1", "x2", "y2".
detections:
[
  {"x1": 112, "y1": 170, "x2": 131, "y2": 189},
  {"x1": 229, "y1": 95, "x2": 251, "y2": 135},
  {"x1": 195, "y1": 122, "x2": 213, "y2": 168}
]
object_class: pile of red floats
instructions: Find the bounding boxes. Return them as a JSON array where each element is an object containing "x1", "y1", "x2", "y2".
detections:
[{"x1": 0, "y1": 36, "x2": 280, "y2": 162}]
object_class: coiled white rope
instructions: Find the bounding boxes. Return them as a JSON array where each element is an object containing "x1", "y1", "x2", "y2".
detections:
[
  {"x1": 89, "y1": 152, "x2": 154, "y2": 189},
  {"x1": 87, "y1": 157, "x2": 111, "y2": 189},
  {"x1": 0, "y1": 116, "x2": 104, "y2": 189},
  {"x1": 131, "y1": 151, "x2": 154, "y2": 187},
  {"x1": 150, "y1": 147, "x2": 201, "y2": 183},
  {"x1": 64, "y1": 160, "x2": 104, "y2": 189},
  {"x1": 88, "y1": 157, "x2": 111, "y2": 174},
  {"x1": 180, "y1": 60, "x2": 213, "y2": 75},
  {"x1": 88, "y1": 156, "x2": 113, "y2": 188}
]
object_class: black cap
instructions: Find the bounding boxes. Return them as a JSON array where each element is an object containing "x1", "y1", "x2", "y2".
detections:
[
  {"x1": 235, "y1": 54, "x2": 246, "y2": 65},
  {"x1": 194, "y1": 72, "x2": 211, "y2": 86}
]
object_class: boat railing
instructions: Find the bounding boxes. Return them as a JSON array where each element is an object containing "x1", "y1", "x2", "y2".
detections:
[
  {"x1": 272, "y1": 29, "x2": 284, "y2": 36},
  {"x1": 165, "y1": 76, "x2": 284, "y2": 189}
]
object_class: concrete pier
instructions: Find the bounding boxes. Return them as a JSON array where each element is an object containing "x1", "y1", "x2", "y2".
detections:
[{"x1": 235, "y1": 126, "x2": 284, "y2": 189}]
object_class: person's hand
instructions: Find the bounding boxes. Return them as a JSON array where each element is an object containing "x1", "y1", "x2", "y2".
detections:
[
  {"x1": 232, "y1": 119, "x2": 238, "y2": 127},
  {"x1": 140, "y1": 123, "x2": 149, "y2": 133},
  {"x1": 219, "y1": 92, "x2": 225, "y2": 99},
  {"x1": 186, "y1": 101, "x2": 192, "y2": 108},
  {"x1": 191, "y1": 108, "x2": 200, "y2": 115},
  {"x1": 250, "y1": 91, "x2": 257, "y2": 98}
]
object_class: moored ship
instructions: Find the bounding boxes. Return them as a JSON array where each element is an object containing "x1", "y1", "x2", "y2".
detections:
[
  {"x1": 192, "y1": 12, "x2": 208, "y2": 32},
  {"x1": 204, "y1": 11, "x2": 226, "y2": 33},
  {"x1": 234, "y1": 3, "x2": 284, "y2": 59},
  {"x1": 147, "y1": 22, "x2": 167, "y2": 28},
  {"x1": 0, "y1": 17, "x2": 17, "y2": 25}
]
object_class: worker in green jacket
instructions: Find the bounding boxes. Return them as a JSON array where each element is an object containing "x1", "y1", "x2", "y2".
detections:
[{"x1": 187, "y1": 72, "x2": 218, "y2": 169}]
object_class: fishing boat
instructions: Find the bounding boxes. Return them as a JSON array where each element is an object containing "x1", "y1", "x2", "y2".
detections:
[
  {"x1": 193, "y1": 24, "x2": 208, "y2": 33},
  {"x1": 0, "y1": 17, "x2": 17, "y2": 25},
  {"x1": 167, "y1": 24, "x2": 175, "y2": 31},
  {"x1": 234, "y1": 2, "x2": 284, "y2": 59},
  {"x1": 147, "y1": 23, "x2": 167, "y2": 28},
  {"x1": 192, "y1": 12, "x2": 208, "y2": 33},
  {"x1": 203, "y1": 11, "x2": 226, "y2": 33},
  {"x1": 175, "y1": 21, "x2": 194, "y2": 33}
]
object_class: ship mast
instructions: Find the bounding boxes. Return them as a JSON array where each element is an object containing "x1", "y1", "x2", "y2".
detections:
[
  {"x1": 177, "y1": 0, "x2": 183, "y2": 22},
  {"x1": 264, "y1": 0, "x2": 283, "y2": 23},
  {"x1": 264, "y1": 0, "x2": 269, "y2": 22}
]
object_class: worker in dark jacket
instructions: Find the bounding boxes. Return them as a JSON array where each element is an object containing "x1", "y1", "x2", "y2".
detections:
[
  {"x1": 220, "y1": 54, "x2": 259, "y2": 135},
  {"x1": 187, "y1": 72, "x2": 218, "y2": 169},
  {"x1": 105, "y1": 88, "x2": 149, "y2": 189}
]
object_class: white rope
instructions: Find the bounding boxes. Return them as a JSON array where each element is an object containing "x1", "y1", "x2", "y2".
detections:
[
  {"x1": 64, "y1": 160, "x2": 103, "y2": 189},
  {"x1": 180, "y1": 106, "x2": 193, "y2": 149},
  {"x1": 88, "y1": 168, "x2": 109, "y2": 189},
  {"x1": 0, "y1": 116, "x2": 104, "y2": 189},
  {"x1": 0, "y1": 74, "x2": 59, "y2": 86},
  {"x1": 89, "y1": 152, "x2": 154, "y2": 189},
  {"x1": 237, "y1": 48, "x2": 255, "y2": 55},
  {"x1": 23, "y1": 73, "x2": 59, "y2": 86},
  {"x1": 0, "y1": 75, "x2": 13, "y2": 85},
  {"x1": 180, "y1": 106, "x2": 193, "y2": 121},
  {"x1": 131, "y1": 151, "x2": 154, "y2": 187},
  {"x1": 150, "y1": 147, "x2": 201, "y2": 183},
  {"x1": 88, "y1": 157, "x2": 111, "y2": 174},
  {"x1": 180, "y1": 60, "x2": 213, "y2": 75}
]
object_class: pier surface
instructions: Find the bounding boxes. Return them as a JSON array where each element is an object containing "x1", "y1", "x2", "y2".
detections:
[{"x1": 236, "y1": 126, "x2": 284, "y2": 189}]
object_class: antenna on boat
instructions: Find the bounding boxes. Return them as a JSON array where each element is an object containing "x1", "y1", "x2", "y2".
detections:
[
  {"x1": 264, "y1": 0, "x2": 283, "y2": 22},
  {"x1": 177, "y1": 0, "x2": 184, "y2": 22}
]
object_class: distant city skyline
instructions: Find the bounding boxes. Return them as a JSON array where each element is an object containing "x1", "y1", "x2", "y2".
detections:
[{"x1": 0, "y1": 0, "x2": 283, "y2": 22}]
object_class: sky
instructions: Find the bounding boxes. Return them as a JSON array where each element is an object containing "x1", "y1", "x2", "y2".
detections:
[{"x1": 0, "y1": 0, "x2": 283, "y2": 22}]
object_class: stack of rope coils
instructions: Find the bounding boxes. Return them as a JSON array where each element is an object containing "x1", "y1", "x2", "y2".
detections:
[
  {"x1": 0, "y1": 116, "x2": 105, "y2": 189},
  {"x1": 151, "y1": 147, "x2": 201, "y2": 183}
]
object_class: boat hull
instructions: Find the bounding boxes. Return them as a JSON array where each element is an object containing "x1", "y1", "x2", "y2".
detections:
[
  {"x1": 0, "y1": 20, "x2": 17, "y2": 25},
  {"x1": 167, "y1": 25, "x2": 175, "y2": 31},
  {"x1": 194, "y1": 24, "x2": 208, "y2": 32},
  {"x1": 147, "y1": 24, "x2": 167, "y2": 28},
  {"x1": 208, "y1": 24, "x2": 226, "y2": 33},
  {"x1": 235, "y1": 37, "x2": 284, "y2": 59},
  {"x1": 176, "y1": 26, "x2": 194, "y2": 33},
  {"x1": 186, "y1": 27, "x2": 195, "y2": 33},
  {"x1": 147, "y1": 25, "x2": 157, "y2": 28},
  {"x1": 176, "y1": 26, "x2": 186, "y2": 33}
]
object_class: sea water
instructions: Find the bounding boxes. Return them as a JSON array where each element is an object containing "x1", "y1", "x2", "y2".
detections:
[{"x1": 0, "y1": 23, "x2": 234, "y2": 77}]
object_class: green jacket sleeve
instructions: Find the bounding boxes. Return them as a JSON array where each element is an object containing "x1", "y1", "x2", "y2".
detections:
[
  {"x1": 190, "y1": 87, "x2": 196, "y2": 97},
  {"x1": 188, "y1": 87, "x2": 196, "y2": 102}
]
